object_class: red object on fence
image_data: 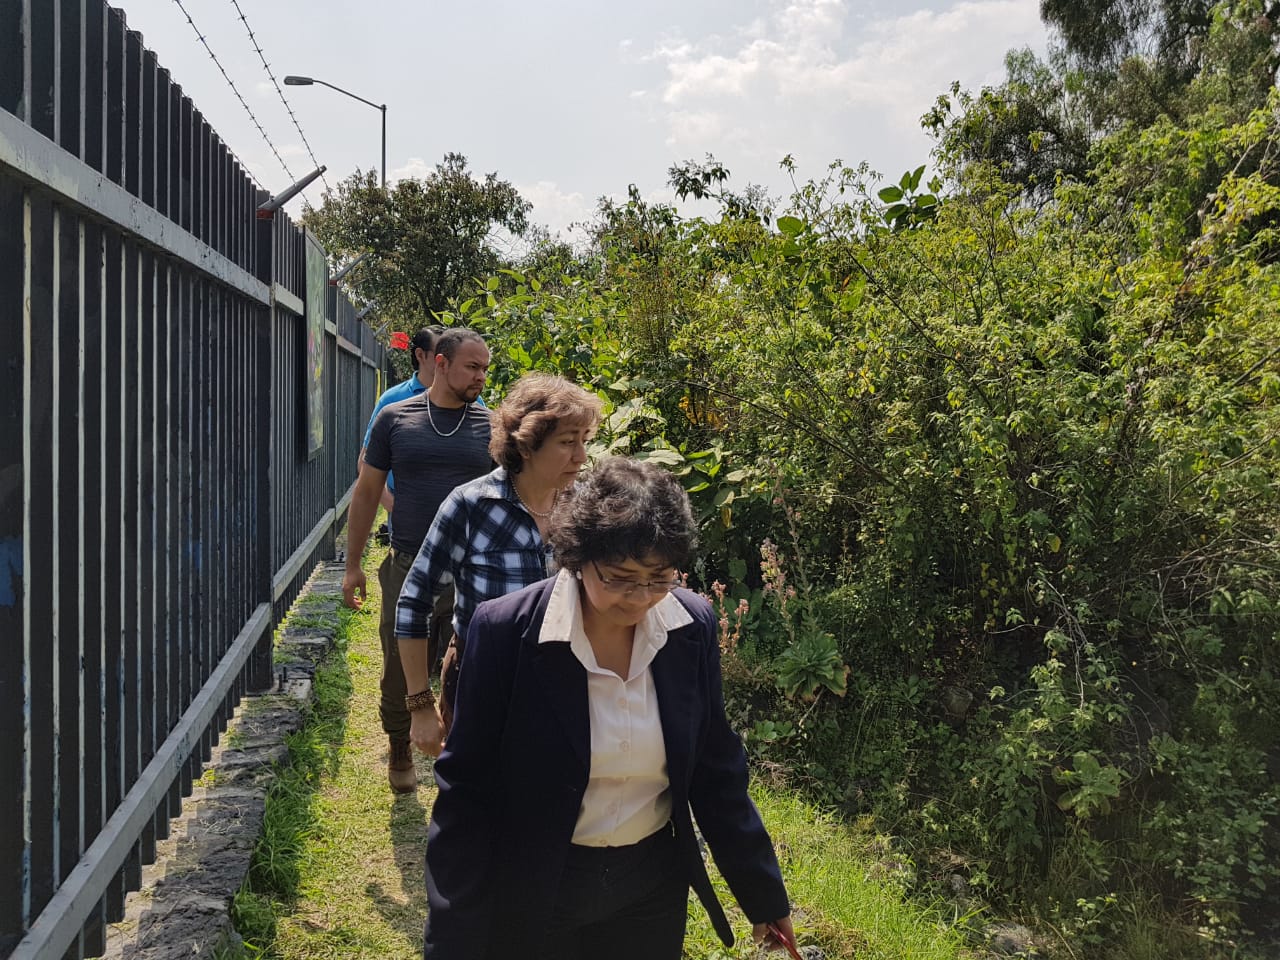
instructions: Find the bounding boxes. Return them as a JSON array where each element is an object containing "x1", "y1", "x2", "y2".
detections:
[{"x1": 389, "y1": 331, "x2": 410, "y2": 350}]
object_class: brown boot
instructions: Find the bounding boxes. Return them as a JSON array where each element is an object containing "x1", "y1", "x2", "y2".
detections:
[{"x1": 388, "y1": 738, "x2": 416, "y2": 793}]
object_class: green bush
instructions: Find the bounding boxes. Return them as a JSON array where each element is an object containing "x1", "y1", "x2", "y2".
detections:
[{"x1": 459, "y1": 75, "x2": 1280, "y2": 956}]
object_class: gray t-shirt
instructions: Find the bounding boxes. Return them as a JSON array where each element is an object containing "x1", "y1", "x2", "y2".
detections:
[{"x1": 364, "y1": 395, "x2": 493, "y2": 554}]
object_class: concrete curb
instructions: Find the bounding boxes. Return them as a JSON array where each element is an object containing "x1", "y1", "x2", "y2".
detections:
[{"x1": 101, "y1": 561, "x2": 347, "y2": 960}]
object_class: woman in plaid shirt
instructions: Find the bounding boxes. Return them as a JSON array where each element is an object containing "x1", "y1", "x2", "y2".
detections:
[{"x1": 396, "y1": 373, "x2": 603, "y2": 753}]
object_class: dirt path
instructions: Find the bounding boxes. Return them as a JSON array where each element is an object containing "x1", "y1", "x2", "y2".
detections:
[{"x1": 272, "y1": 541, "x2": 435, "y2": 959}]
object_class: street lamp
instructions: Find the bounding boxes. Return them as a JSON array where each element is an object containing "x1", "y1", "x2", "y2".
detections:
[{"x1": 284, "y1": 75, "x2": 387, "y2": 189}]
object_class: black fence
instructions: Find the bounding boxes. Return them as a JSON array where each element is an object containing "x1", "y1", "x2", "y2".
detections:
[{"x1": 0, "y1": 2, "x2": 387, "y2": 956}]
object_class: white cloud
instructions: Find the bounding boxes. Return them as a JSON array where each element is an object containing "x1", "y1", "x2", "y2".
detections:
[
  {"x1": 822, "y1": 2, "x2": 1040, "y2": 107},
  {"x1": 662, "y1": 50, "x2": 761, "y2": 101},
  {"x1": 518, "y1": 180, "x2": 595, "y2": 237},
  {"x1": 665, "y1": 109, "x2": 731, "y2": 147},
  {"x1": 646, "y1": 0, "x2": 1044, "y2": 161},
  {"x1": 390, "y1": 157, "x2": 434, "y2": 182}
]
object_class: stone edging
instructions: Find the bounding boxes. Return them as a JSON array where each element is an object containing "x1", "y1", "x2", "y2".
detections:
[{"x1": 101, "y1": 561, "x2": 346, "y2": 960}]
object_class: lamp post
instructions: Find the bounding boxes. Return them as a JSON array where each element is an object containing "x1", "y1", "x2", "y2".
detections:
[{"x1": 284, "y1": 75, "x2": 386, "y2": 189}]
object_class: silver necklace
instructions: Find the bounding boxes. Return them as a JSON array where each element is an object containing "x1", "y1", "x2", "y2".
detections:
[
  {"x1": 512, "y1": 481, "x2": 558, "y2": 519},
  {"x1": 426, "y1": 399, "x2": 469, "y2": 438}
]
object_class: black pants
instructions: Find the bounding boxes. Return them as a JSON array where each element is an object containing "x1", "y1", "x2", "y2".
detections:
[{"x1": 541, "y1": 824, "x2": 688, "y2": 960}]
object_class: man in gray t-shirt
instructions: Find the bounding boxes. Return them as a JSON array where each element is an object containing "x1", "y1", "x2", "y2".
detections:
[
  {"x1": 364, "y1": 394, "x2": 491, "y2": 554},
  {"x1": 342, "y1": 328, "x2": 492, "y2": 793}
]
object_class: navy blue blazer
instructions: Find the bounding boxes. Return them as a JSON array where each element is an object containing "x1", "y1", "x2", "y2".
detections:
[{"x1": 422, "y1": 577, "x2": 789, "y2": 959}]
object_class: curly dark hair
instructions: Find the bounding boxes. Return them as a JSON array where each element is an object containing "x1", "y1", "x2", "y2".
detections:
[
  {"x1": 547, "y1": 458, "x2": 698, "y2": 572},
  {"x1": 490, "y1": 373, "x2": 603, "y2": 474}
]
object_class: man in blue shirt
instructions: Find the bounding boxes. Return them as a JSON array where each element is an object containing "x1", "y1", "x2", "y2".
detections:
[{"x1": 358, "y1": 325, "x2": 441, "y2": 516}]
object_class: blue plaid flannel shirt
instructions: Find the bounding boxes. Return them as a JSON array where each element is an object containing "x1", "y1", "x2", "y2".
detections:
[{"x1": 395, "y1": 466, "x2": 552, "y2": 644}]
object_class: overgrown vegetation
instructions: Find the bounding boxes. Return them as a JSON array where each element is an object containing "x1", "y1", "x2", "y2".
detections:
[
  {"x1": 281, "y1": 3, "x2": 1280, "y2": 954},
  {"x1": 374, "y1": 4, "x2": 1278, "y2": 954}
]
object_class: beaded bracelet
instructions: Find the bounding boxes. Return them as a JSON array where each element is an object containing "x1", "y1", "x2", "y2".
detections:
[{"x1": 404, "y1": 688, "x2": 436, "y2": 712}]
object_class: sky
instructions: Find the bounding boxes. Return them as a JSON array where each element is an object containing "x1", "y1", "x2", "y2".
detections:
[{"x1": 114, "y1": 0, "x2": 1051, "y2": 242}]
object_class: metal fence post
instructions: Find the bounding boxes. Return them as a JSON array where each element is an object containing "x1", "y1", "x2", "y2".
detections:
[{"x1": 248, "y1": 198, "x2": 275, "y2": 693}]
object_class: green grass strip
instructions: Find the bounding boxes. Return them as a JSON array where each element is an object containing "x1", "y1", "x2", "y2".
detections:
[
  {"x1": 225, "y1": 604, "x2": 357, "y2": 957},
  {"x1": 684, "y1": 783, "x2": 969, "y2": 959}
]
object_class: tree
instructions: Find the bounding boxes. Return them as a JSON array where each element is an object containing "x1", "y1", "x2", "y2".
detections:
[
  {"x1": 1040, "y1": 0, "x2": 1280, "y2": 127},
  {"x1": 433, "y1": 81, "x2": 1280, "y2": 939},
  {"x1": 929, "y1": 2, "x2": 1280, "y2": 196},
  {"x1": 926, "y1": 50, "x2": 1094, "y2": 195},
  {"x1": 1040, "y1": 0, "x2": 1217, "y2": 75},
  {"x1": 301, "y1": 152, "x2": 532, "y2": 323},
  {"x1": 667, "y1": 154, "x2": 774, "y2": 223}
]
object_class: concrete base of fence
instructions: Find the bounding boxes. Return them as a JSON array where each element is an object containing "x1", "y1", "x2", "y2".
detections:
[{"x1": 101, "y1": 561, "x2": 347, "y2": 960}]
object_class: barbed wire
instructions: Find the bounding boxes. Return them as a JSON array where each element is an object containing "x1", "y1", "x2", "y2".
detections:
[
  {"x1": 170, "y1": 0, "x2": 298, "y2": 191},
  {"x1": 149, "y1": 13, "x2": 263, "y2": 190},
  {"x1": 225, "y1": 0, "x2": 331, "y2": 196}
]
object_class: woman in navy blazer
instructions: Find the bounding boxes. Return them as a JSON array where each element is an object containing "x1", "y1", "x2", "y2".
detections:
[{"x1": 421, "y1": 458, "x2": 793, "y2": 959}]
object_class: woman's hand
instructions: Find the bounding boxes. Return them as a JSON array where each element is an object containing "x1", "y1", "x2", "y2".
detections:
[
  {"x1": 409, "y1": 705, "x2": 445, "y2": 757},
  {"x1": 753, "y1": 916, "x2": 797, "y2": 954}
]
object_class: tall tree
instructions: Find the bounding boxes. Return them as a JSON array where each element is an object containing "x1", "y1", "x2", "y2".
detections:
[
  {"x1": 926, "y1": 49, "x2": 1094, "y2": 195},
  {"x1": 302, "y1": 152, "x2": 531, "y2": 322},
  {"x1": 1040, "y1": 0, "x2": 1280, "y2": 126},
  {"x1": 930, "y1": 1, "x2": 1280, "y2": 193},
  {"x1": 1040, "y1": 0, "x2": 1215, "y2": 74}
]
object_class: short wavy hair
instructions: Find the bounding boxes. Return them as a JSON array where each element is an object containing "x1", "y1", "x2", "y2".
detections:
[
  {"x1": 436, "y1": 327, "x2": 485, "y2": 362},
  {"x1": 409, "y1": 325, "x2": 443, "y2": 371},
  {"x1": 547, "y1": 458, "x2": 698, "y2": 572},
  {"x1": 490, "y1": 374, "x2": 603, "y2": 474}
]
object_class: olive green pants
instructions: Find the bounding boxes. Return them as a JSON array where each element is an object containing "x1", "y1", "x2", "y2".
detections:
[{"x1": 378, "y1": 550, "x2": 452, "y2": 738}]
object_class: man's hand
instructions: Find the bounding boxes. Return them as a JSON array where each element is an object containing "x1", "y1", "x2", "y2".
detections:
[
  {"x1": 344, "y1": 461, "x2": 387, "y2": 609},
  {"x1": 410, "y1": 706, "x2": 445, "y2": 757},
  {"x1": 342, "y1": 566, "x2": 367, "y2": 610}
]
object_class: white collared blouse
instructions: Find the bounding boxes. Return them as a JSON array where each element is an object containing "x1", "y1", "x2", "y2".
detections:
[{"x1": 537, "y1": 569, "x2": 694, "y2": 847}]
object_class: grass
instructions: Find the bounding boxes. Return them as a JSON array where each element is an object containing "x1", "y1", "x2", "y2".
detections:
[
  {"x1": 228, "y1": 535, "x2": 433, "y2": 959},
  {"x1": 685, "y1": 784, "x2": 971, "y2": 959},
  {"x1": 228, "y1": 531, "x2": 976, "y2": 959}
]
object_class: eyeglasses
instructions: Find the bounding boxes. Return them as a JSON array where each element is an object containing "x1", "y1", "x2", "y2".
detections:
[{"x1": 590, "y1": 561, "x2": 680, "y2": 597}]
